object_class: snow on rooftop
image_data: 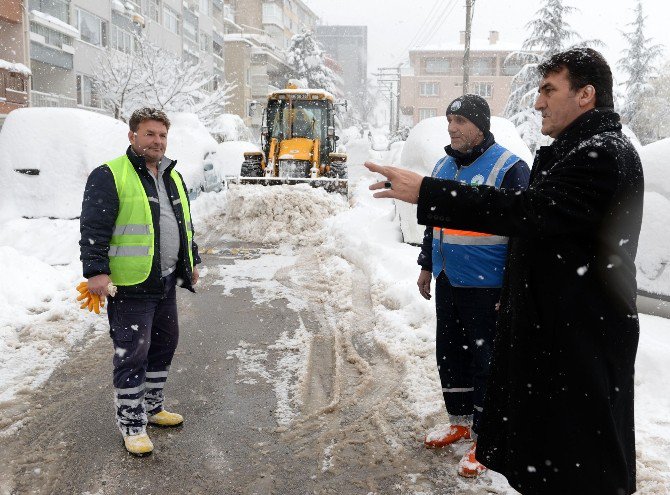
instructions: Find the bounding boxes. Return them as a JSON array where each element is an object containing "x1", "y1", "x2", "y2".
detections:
[
  {"x1": 413, "y1": 38, "x2": 522, "y2": 53},
  {"x1": 0, "y1": 59, "x2": 31, "y2": 76},
  {"x1": 30, "y1": 10, "x2": 80, "y2": 37}
]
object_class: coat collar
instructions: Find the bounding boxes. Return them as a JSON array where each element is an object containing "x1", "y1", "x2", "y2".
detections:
[
  {"x1": 444, "y1": 131, "x2": 495, "y2": 167},
  {"x1": 125, "y1": 145, "x2": 177, "y2": 175},
  {"x1": 549, "y1": 108, "x2": 622, "y2": 157}
]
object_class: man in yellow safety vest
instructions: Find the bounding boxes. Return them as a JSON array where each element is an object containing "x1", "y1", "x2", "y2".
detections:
[{"x1": 80, "y1": 107, "x2": 200, "y2": 456}]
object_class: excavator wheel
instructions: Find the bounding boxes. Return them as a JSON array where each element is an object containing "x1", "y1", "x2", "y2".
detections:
[
  {"x1": 241, "y1": 159, "x2": 263, "y2": 178},
  {"x1": 326, "y1": 161, "x2": 348, "y2": 179}
]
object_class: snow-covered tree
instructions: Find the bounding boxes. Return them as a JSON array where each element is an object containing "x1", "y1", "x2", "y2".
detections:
[
  {"x1": 284, "y1": 30, "x2": 340, "y2": 95},
  {"x1": 93, "y1": 47, "x2": 144, "y2": 121},
  {"x1": 618, "y1": 0, "x2": 664, "y2": 144},
  {"x1": 93, "y1": 35, "x2": 234, "y2": 127},
  {"x1": 503, "y1": 0, "x2": 599, "y2": 152}
]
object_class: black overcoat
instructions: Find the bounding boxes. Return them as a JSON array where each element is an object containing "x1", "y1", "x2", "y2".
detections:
[{"x1": 416, "y1": 109, "x2": 644, "y2": 495}]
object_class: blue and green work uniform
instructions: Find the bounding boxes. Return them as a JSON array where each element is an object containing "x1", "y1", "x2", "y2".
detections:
[
  {"x1": 80, "y1": 146, "x2": 200, "y2": 436},
  {"x1": 417, "y1": 135, "x2": 530, "y2": 437}
]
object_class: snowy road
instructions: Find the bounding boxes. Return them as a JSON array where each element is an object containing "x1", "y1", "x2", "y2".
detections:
[{"x1": 0, "y1": 249, "x2": 498, "y2": 495}]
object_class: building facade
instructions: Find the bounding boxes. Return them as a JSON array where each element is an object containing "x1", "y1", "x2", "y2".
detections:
[
  {"x1": 1, "y1": 0, "x2": 31, "y2": 128},
  {"x1": 315, "y1": 25, "x2": 367, "y2": 100},
  {"x1": 222, "y1": 0, "x2": 319, "y2": 129},
  {"x1": 19, "y1": 0, "x2": 229, "y2": 116},
  {"x1": 400, "y1": 31, "x2": 525, "y2": 125}
]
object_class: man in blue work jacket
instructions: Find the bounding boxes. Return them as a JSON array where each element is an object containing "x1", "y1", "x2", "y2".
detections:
[{"x1": 417, "y1": 95, "x2": 530, "y2": 477}]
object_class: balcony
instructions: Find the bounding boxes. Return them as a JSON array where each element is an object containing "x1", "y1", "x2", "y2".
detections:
[
  {"x1": 223, "y1": 4, "x2": 235, "y2": 24},
  {"x1": 31, "y1": 90, "x2": 76, "y2": 108}
]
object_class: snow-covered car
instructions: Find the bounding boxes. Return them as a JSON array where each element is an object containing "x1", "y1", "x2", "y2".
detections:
[
  {"x1": 0, "y1": 108, "x2": 128, "y2": 221},
  {"x1": 637, "y1": 137, "x2": 670, "y2": 297},
  {"x1": 395, "y1": 116, "x2": 533, "y2": 244}
]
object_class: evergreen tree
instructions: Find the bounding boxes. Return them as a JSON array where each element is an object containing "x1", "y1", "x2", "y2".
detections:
[
  {"x1": 502, "y1": 0, "x2": 598, "y2": 152},
  {"x1": 285, "y1": 30, "x2": 341, "y2": 95},
  {"x1": 618, "y1": 0, "x2": 664, "y2": 144}
]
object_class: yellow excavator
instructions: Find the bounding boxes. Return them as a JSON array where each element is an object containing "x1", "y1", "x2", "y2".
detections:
[{"x1": 240, "y1": 82, "x2": 348, "y2": 194}]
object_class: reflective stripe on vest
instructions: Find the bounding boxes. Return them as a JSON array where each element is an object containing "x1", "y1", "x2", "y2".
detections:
[
  {"x1": 430, "y1": 144, "x2": 520, "y2": 287},
  {"x1": 106, "y1": 155, "x2": 193, "y2": 286}
]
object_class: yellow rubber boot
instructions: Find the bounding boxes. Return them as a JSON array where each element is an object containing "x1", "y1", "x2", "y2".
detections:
[
  {"x1": 123, "y1": 433, "x2": 154, "y2": 456},
  {"x1": 148, "y1": 410, "x2": 184, "y2": 427}
]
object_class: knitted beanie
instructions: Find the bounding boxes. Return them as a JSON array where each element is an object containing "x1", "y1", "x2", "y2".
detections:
[{"x1": 445, "y1": 94, "x2": 491, "y2": 134}]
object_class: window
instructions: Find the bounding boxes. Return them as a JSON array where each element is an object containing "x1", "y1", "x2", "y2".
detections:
[
  {"x1": 425, "y1": 58, "x2": 450, "y2": 74},
  {"x1": 142, "y1": 0, "x2": 160, "y2": 22},
  {"x1": 213, "y1": 39, "x2": 223, "y2": 59},
  {"x1": 472, "y1": 81, "x2": 493, "y2": 98},
  {"x1": 29, "y1": 0, "x2": 69, "y2": 22},
  {"x1": 418, "y1": 108, "x2": 437, "y2": 120},
  {"x1": 200, "y1": 32, "x2": 211, "y2": 52},
  {"x1": 419, "y1": 82, "x2": 439, "y2": 97},
  {"x1": 183, "y1": 9, "x2": 198, "y2": 42},
  {"x1": 76, "y1": 74, "x2": 101, "y2": 108},
  {"x1": 76, "y1": 8, "x2": 107, "y2": 47},
  {"x1": 183, "y1": 50, "x2": 198, "y2": 66},
  {"x1": 262, "y1": 2, "x2": 282, "y2": 26},
  {"x1": 110, "y1": 24, "x2": 133, "y2": 53},
  {"x1": 163, "y1": 5, "x2": 180, "y2": 34},
  {"x1": 471, "y1": 57, "x2": 496, "y2": 76},
  {"x1": 213, "y1": 69, "x2": 224, "y2": 90},
  {"x1": 6, "y1": 73, "x2": 27, "y2": 93},
  {"x1": 199, "y1": 0, "x2": 210, "y2": 15}
]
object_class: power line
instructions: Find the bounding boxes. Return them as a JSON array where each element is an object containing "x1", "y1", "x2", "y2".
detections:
[{"x1": 413, "y1": 0, "x2": 459, "y2": 50}]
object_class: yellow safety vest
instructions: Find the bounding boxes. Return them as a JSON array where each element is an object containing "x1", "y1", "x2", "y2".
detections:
[{"x1": 106, "y1": 155, "x2": 193, "y2": 286}]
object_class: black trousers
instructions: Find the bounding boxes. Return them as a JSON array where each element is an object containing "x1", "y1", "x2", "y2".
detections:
[
  {"x1": 107, "y1": 273, "x2": 179, "y2": 436},
  {"x1": 434, "y1": 272, "x2": 500, "y2": 435}
]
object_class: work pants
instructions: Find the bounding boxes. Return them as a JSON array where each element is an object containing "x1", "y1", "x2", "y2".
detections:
[
  {"x1": 107, "y1": 273, "x2": 179, "y2": 436},
  {"x1": 435, "y1": 272, "x2": 500, "y2": 437}
]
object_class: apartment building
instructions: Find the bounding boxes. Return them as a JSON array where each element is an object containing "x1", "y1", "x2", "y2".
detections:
[
  {"x1": 22, "y1": 0, "x2": 227, "y2": 116},
  {"x1": 400, "y1": 31, "x2": 525, "y2": 125},
  {"x1": 223, "y1": 0, "x2": 318, "y2": 129},
  {"x1": 0, "y1": 0, "x2": 31, "y2": 129},
  {"x1": 315, "y1": 25, "x2": 367, "y2": 100}
]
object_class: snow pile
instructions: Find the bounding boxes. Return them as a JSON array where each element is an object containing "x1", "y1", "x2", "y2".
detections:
[
  {"x1": 209, "y1": 141, "x2": 261, "y2": 178},
  {"x1": 0, "y1": 243, "x2": 101, "y2": 409},
  {"x1": 196, "y1": 183, "x2": 348, "y2": 246},
  {"x1": 209, "y1": 113, "x2": 253, "y2": 142},
  {"x1": 0, "y1": 108, "x2": 127, "y2": 220}
]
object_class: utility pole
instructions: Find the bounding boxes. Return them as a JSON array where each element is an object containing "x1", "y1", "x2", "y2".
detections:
[
  {"x1": 373, "y1": 66, "x2": 401, "y2": 134},
  {"x1": 462, "y1": 0, "x2": 474, "y2": 95}
]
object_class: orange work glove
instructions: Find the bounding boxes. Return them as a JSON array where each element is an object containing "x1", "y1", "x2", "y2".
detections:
[{"x1": 75, "y1": 281, "x2": 107, "y2": 314}]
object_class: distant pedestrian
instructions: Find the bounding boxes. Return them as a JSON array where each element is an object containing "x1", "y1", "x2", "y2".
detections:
[
  {"x1": 366, "y1": 48, "x2": 644, "y2": 494},
  {"x1": 80, "y1": 107, "x2": 201, "y2": 456},
  {"x1": 417, "y1": 94, "x2": 529, "y2": 478}
]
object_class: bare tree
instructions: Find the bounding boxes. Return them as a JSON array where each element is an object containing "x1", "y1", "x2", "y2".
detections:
[{"x1": 93, "y1": 35, "x2": 235, "y2": 127}]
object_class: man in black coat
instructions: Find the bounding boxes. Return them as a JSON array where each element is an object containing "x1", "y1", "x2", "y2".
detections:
[{"x1": 366, "y1": 48, "x2": 644, "y2": 494}]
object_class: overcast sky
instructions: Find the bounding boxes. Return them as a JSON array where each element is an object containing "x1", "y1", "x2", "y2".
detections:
[{"x1": 305, "y1": 0, "x2": 669, "y2": 83}]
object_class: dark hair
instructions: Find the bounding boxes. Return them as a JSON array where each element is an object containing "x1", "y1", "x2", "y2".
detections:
[
  {"x1": 537, "y1": 48, "x2": 614, "y2": 108},
  {"x1": 128, "y1": 107, "x2": 171, "y2": 132}
]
